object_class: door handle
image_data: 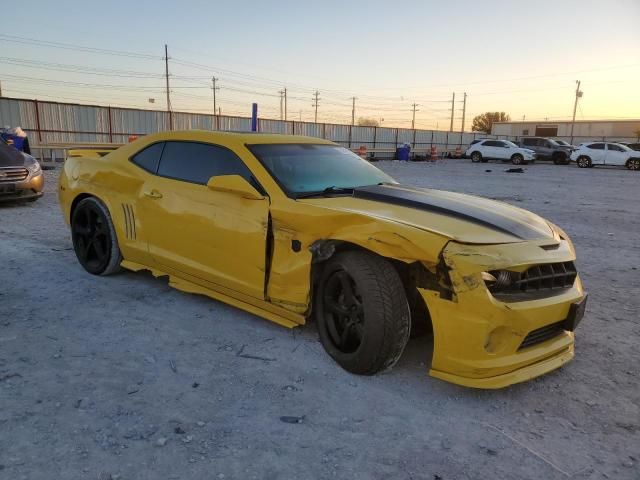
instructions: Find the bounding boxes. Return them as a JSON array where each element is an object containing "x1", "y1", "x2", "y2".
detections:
[{"x1": 143, "y1": 190, "x2": 163, "y2": 199}]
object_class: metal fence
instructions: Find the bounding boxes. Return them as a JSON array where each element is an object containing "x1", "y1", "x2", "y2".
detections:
[{"x1": 0, "y1": 96, "x2": 513, "y2": 160}]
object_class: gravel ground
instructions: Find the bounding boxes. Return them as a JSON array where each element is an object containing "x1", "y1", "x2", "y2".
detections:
[{"x1": 1, "y1": 160, "x2": 638, "y2": 480}]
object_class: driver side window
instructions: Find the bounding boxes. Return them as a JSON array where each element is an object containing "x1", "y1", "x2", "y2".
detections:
[{"x1": 157, "y1": 141, "x2": 255, "y2": 186}]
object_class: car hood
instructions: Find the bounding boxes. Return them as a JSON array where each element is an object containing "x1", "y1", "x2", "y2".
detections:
[
  {"x1": 0, "y1": 141, "x2": 27, "y2": 167},
  {"x1": 300, "y1": 184, "x2": 555, "y2": 244}
]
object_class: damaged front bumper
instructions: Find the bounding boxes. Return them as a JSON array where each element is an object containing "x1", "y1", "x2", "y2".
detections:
[{"x1": 421, "y1": 238, "x2": 585, "y2": 389}]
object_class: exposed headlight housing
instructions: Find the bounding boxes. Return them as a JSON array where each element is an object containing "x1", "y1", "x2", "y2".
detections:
[{"x1": 482, "y1": 270, "x2": 520, "y2": 293}]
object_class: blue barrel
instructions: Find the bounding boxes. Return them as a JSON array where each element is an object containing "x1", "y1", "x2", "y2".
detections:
[{"x1": 396, "y1": 146, "x2": 410, "y2": 161}]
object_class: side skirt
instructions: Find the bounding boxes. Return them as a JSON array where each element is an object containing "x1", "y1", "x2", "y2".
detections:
[{"x1": 121, "y1": 259, "x2": 304, "y2": 329}]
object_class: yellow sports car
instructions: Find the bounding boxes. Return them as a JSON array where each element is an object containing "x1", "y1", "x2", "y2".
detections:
[{"x1": 58, "y1": 130, "x2": 587, "y2": 388}]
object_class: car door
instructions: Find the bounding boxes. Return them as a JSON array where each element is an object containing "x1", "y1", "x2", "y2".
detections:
[
  {"x1": 521, "y1": 138, "x2": 538, "y2": 156},
  {"x1": 540, "y1": 139, "x2": 555, "y2": 159},
  {"x1": 493, "y1": 141, "x2": 511, "y2": 159},
  {"x1": 604, "y1": 143, "x2": 628, "y2": 166},
  {"x1": 481, "y1": 140, "x2": 500, "y2": 159},
  {"x1": 585, "y1": 143, "x2": 606, "y2": 164},
  {"x1": 138, "y1": 140, "x2": 269, "y2": 300}
]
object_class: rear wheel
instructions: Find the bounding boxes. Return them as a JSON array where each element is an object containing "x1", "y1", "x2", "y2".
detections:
[
  {"x1": 315, "y1": 251, "x2": 410, "y2": 375},
  {"x1": 470, "y1": 151, "x2": 482, "y2": 163},
  {"x1": 511, "y1": 154, "x2": 524, "y2": 165},
  {"x1": 71, "y1": 197, "x2": 122, "y2": 275},
  {"x1": 577, "y1": 156, "x2": 592, "y2": 168},
  {"x1": 626, "y1": 158, "x2": 640, "y2": 170}
]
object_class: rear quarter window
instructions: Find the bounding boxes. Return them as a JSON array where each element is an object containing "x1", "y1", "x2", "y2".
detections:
[{"x1": 131, "y1": 142, "x2": 164, "y2": 173}]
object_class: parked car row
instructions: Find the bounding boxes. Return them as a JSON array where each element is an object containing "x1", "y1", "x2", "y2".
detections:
[{"x1": 465, "y1": 136, "x2": 640, "y2": 171}]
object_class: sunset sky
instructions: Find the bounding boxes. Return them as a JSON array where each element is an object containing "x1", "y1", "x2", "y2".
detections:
[{"x1": 1, "y1": 0, "x2": 638, "y2": 129}]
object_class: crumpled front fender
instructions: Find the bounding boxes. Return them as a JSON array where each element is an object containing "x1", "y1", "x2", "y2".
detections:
[{"x1": 421, "y1": 239, "x2": 584, "y2": 388}]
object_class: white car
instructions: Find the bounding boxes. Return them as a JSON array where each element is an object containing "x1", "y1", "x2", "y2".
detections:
[
  {"x1": 570, "y1": 142, "x2": 640, "y2": 170},
  {"x1": 465, "y1": 139, "x2": 536, "y2": 165}
]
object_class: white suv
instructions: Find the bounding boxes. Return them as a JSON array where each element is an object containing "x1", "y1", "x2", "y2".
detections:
[
  {"x1": 465, "y1": 139, "x2": 536, "y2": 165},
  {"x1": 570, "y1": 142, "x2": 640, "y2": 170}
]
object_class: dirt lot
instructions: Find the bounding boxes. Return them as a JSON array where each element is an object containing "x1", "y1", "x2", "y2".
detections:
[{"x1": 1, "y1": 160, "x2": 638, "y2": 480}]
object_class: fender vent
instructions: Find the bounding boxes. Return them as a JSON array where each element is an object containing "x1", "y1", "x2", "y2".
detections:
[{"x1": 122, "y1": 204, "x2": 136, "y2": 240}]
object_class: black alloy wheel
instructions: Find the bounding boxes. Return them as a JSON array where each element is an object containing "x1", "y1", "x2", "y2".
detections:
[
  {"x1": 71, "y1": 197, "x2": 122, "y2": 275},
  {"x1": 322, "y1": 270, "x2": 365, "y2": 354},
  {"x1": 315, "y1": 251, "x2": 411, "y2": 375}
]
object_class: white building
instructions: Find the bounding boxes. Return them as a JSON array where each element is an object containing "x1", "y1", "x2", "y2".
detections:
[{"x1": 492, "y1": 119, "x2": 640, "y2": 143}]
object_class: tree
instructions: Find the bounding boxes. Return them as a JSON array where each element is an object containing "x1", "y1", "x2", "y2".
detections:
[
  {"x1": 471, "y1": 112, "x2": 511, "y2": 134},
  {"x1": 357, "y1": 117, "x2": 380, "y2": 127}
]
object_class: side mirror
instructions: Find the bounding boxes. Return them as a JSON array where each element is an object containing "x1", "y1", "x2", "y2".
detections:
[{"x1": 206, "y1": 175, "x2": 264, "y2": 200}]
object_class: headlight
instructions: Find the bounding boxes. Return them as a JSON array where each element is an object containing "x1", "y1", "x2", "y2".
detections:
[{"x1": 24, "y1": 155, "x2": 42, "y2": 176}]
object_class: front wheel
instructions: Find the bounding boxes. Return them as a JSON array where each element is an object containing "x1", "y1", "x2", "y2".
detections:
[
  {"x1": 315, "y1": 251, "x2": 411, "y2": 375},
  {"x1": 71, "y1": 197, "x2": 123, "y2": 275},
  {"x1": 511, "y1": 154, "x2": 524, "y2": 165},
  {"x1": 577, "y1": 156, "x2": 592, "y2": 168},
  {"x1": 553, "y1": 153, "x2": 567, "y2": 165},
  {"x1": 626, "y1": 158, "x2": 640, "y2": 171}
]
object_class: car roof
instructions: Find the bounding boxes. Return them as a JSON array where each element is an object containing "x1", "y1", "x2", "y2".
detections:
[{"x1": 138, "y1": 130, "x2": 336, "y2": 146}]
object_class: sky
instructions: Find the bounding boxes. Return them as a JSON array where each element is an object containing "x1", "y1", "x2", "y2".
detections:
[{"x1": 1, "y1": 0, "x2": 639, "y2": 130}]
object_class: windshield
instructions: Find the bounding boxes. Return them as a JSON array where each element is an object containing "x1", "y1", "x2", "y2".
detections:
[
  {"x1": 248, "y1": 144, "x2": 395, "y2": 197},
  {"x1": 504, "y1": 140, "x2": 519, "y2": 148},
  {"x1": 555, "y1": 140, "x2": 569, "y2": 146}
]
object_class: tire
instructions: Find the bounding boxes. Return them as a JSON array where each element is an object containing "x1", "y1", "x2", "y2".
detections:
[
  {"x1": 470, "y1": 151, "x2": 482, "y2": 163},
  {"x1": 577, "y1": 156, "x2": 592, "y2": 168},
  {"x1": 626, "y1": 158, "x2": 640, "y2": 171},
  {"x1": 552, "y1": 153, "x2": 567, "y2": 165},
  {"x1": 315, "y1": 251, "x2": 411, "y2": 375},
  {"x1": 71, "y1": 197, "x2": 123, "y2": 276},
  {"x1": 511, "y1": 154, "x2": 524, "y2": 165}
]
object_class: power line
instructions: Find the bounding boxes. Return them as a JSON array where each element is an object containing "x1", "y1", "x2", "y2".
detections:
[{"x1": 0, "y1": 34, "x2": 161, "y2": 59}]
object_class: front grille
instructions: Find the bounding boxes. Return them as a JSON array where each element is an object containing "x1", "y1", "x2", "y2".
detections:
[
  {"x1": 0, "y1": 167, "x2": 29, "y2": 182},
  {"x1": 518, "y1": 321, "x2": 566, "y2": 350},
  {"x1": 491, "y1": 261, "x2": 577, "y2": 297},
  {"x1": 517, "y1": 261, "x2": 577, "y2": 291}
]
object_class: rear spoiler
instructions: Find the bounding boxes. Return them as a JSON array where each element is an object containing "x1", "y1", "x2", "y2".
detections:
[{"x1": 66, "y1": 146, "x2": 121, "y2": 159}]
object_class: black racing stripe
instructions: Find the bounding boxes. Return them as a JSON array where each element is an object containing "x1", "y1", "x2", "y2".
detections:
[{"x1": 353, "y1": 185, "x2": 548, "y2": 240}]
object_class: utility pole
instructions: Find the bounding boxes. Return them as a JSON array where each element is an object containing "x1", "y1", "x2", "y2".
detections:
[
  {"x1": 449, "y1": 92, "x2": 456, "y2": 132},
  {"x1": 279, "y1": 90, "x2": 284, "y2": 120},
  {"x1": 351, "y1": 96, "x2": 357, "y2": 126},
  {"x1": 312, "y1": 90, "x2": 320, "y2": 123},
  {"x1": 164, "y1": 44, "x2": 172, "y2": 131},
  {"x1": 284, "y1": 88, "x2": 287, "y2": 121},
  {"x1": 411, "y1": 103, "x2": 420, "y2": 129},
  {"x1": 461, "y1": 92, "x2": 467, "y2": 132},
  {"x1": 570, "y1": 80, "x2": 582, "y2": 144},
  {"x1": 212, "y1": 77, "x2": 219, "y2": 129}
]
